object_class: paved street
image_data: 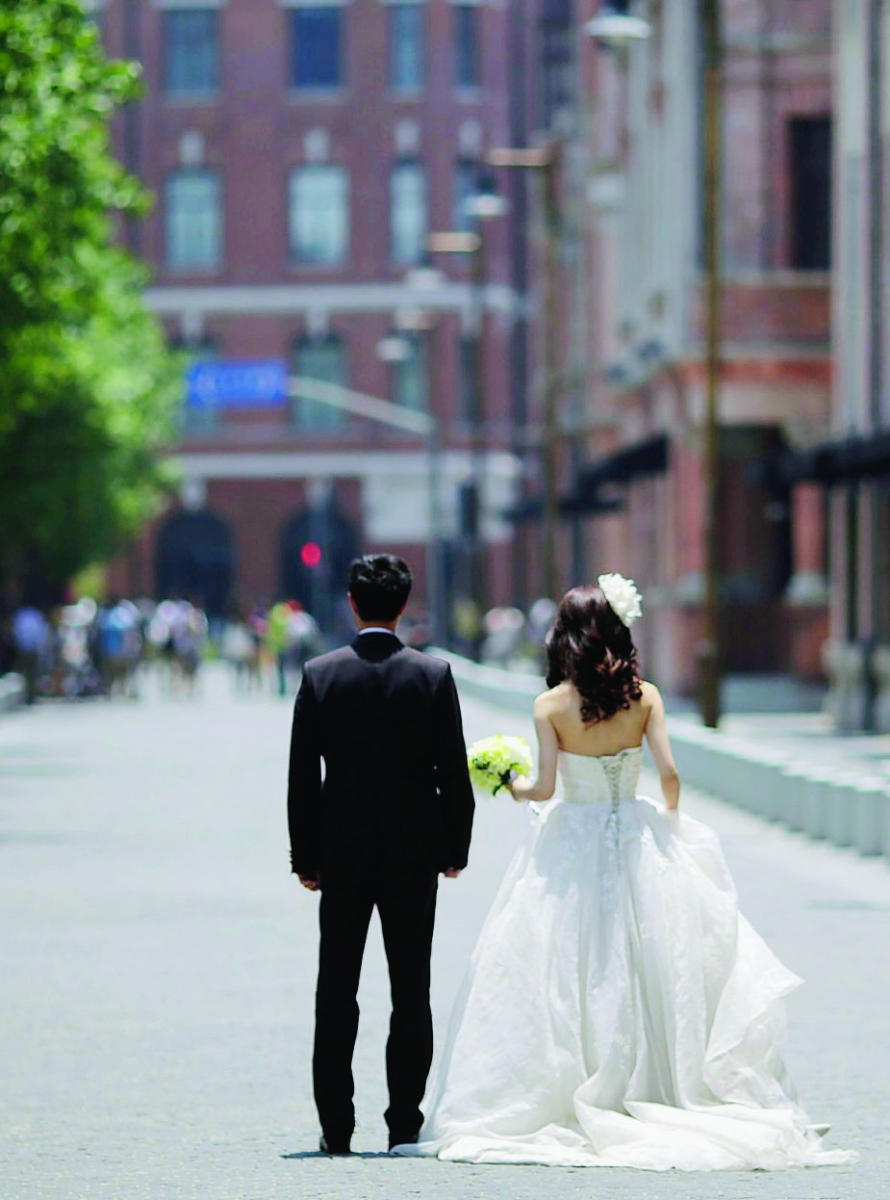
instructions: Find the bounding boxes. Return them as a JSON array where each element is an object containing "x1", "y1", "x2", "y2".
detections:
[{"x1": 2, "y1": 667, "x2": 888, "y2": 1200}]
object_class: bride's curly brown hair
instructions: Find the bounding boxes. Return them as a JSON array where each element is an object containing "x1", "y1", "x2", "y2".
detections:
[{"x1": 545, "y1": 585, "x2": 642, "y2": 724}]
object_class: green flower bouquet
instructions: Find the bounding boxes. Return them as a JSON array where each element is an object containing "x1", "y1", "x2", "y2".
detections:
[{"x1": 467, "y1": 735, "x2": 533, "y2": 797}]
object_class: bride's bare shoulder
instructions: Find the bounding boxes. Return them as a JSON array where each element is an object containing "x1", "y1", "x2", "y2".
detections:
[
  {"x1": 534, "y1": 681, "x2": 575, "y2": 715},
  {"x1": 639, "y1": 680, "x2": 664, "y2": 711}
]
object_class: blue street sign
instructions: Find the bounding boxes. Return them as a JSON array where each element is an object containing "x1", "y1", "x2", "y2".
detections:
[{"x1": 186, "y1": 360, "x2": 288, "y2": 408}]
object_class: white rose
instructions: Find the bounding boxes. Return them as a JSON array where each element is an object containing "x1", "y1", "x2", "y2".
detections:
[{"x1": 597, "y1": 572, "x2": 643, "y2": 628}]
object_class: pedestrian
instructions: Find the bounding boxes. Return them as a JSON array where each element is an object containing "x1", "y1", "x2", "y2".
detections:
[
  {"x1": 287, "y1": 554, "x2": 475, "y2": 1155},
  {"x1": 222, "y1": 611, "x2": 257, "y2": 693},
  {"x1": 96, "y1": 599, "x2": 140, "y2": 698},
  {"x1": 11, "y1": 604, "x2": 50, "y2": 704},
  {"x1": 171, "y1": 602, "x2": 206, "y2": 696},
  {"x1": 266, "y1": 600, "x2": 295, "y2": 696}
]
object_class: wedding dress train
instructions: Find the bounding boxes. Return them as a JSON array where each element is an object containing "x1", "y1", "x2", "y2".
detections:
[{"x1": 395, "y1": 748, "x2": 855, "y2": 1171}]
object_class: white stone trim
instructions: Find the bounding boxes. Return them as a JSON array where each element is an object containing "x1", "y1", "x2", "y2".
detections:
[
  {"x1": 146, "y1": 281, "x2": 524, "y2": 320},
  {"x1": 174, "y1": 448, "x2": 519, "y2": 480},
  {"x1": 174, "y1": 448, "x2": 521, "y2": 542},
  {"x1": 150, "y1": 0, "x2": 228, "y2": 8}
]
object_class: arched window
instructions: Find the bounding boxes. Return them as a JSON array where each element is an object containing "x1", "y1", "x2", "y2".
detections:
[
  {"x1": 155, "y1": 510, "x2": 235, "y2": 616},
  {"x1": 391, "y1": 333, "x2": 428, "y2": 412},
  {"x1": 390, "y1": 160, "x2": 427, "y2": 265},
  {"x1": 165, "y1": 169, "x2": 223, "y2": 270},
  {"x1": 289, "y1": 165, "x2": 350, "y2": 266}
]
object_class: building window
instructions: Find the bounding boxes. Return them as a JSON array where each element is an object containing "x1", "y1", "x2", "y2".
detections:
[
  {"x1": 453, "y1": 4, "x2": 480, "y2": 89},
  {"x1": 390, "y1": 4, "x2": 425, "y2": 92},
  {"x1": 538, "y1": 0, "x2": 573, "y2": 131},
  {"x1": 289, "y1": 166, "x2": 350, "y2": 266},
  {"x1": 453, "y1": 159, "x2": 479, "y2": 232},
  {"x1": 392, "y1": 335, "x2": 428, "y2": 412},
  {"x1": 165, "y1": 169, "x2": 222, "y2": 270},
  {"x1": 458, "y1": 334, "x2": 479, "y2": 421},
  {"x1": 174, "y1": 334, "x2": 222, "y2": 432},
  {"x1": 390, "y1": 160, "x2": 427, "y2": 264},
  {"x1": 291, "y1": 8, "x2": 344, "y2": 90},
  {"x1": 790, "y1": 116, "x2": 832, "y2": 270},
  {"x1": 164, "y1": 9, "x2": 219, "y2": 96},
  {"x1": 292, "y1": 336, "x2": 348, "y2": 432}
]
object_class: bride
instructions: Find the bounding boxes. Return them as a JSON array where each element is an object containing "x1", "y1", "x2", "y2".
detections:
[{"x1": 394, "y1": 576, "x2": 855, "y2": 1171}]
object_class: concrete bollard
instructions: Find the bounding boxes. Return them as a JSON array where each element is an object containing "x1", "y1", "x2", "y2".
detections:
[
  {"x1": 778, "y1": 764, "x2": 813, "y2": 833},
  {"x1": 743, "y1": 752, "x2": 788, "y2": 821},
  {"x1": 852, "y1": 779, "x2": 890, "y2": 857},
  {"x1": 800, "y1": 768, "x2": 848, "y2": 841},
  {"x1": 825, "y1": 779, "x2": 858, "y2": 848}
]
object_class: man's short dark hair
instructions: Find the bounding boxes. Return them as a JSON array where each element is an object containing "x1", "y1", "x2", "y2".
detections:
[{"x1": 348, "y1": 555, "x2": 413, "y2": 622}]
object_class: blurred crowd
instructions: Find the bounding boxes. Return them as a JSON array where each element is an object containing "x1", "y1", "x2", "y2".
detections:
[
  {"x1": 0, "y1": 593, "x2": 556, "y2": 706},
  {"x1": 0, "y1": 598, "x2": 210, "y2": 704}
]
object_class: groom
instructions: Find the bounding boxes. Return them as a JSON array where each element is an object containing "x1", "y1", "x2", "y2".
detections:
[{"x1": 287, "y1": 554, "x2": 475, "y2": 1154}]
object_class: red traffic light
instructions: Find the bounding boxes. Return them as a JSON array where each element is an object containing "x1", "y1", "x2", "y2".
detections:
[{"x1": 300, "y1": 541, "x2": 323, "y2": 569}]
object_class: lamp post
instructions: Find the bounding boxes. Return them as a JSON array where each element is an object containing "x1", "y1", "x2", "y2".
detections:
[
  {"x1": 376, "y1": 324, "x2": 445, "y2": 647},
  {"x1": 427, "y1": 173, "x2": 507, "y2": 651},
  {"x1": 488, "y1": 146, "x2": 561, "y2": 603},
  {"x1": 393, "y1": 273, "x2": 449, "y2": 649}
]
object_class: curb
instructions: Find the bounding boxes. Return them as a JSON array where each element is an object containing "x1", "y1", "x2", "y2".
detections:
[
  {"x1": 0, "y1": 673, "x2": 26, "y2": 715},
  {"x1": 433, "y1": 649, "x2": 890, "y2": 866}
]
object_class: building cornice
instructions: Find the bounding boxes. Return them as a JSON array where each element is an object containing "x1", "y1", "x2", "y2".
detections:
[{"x1": 145, "y1": 281, "x2": 525, "y2": 320}]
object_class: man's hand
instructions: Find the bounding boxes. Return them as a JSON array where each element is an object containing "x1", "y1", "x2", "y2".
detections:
[
  {"x1": 299, "y1": 873, "x2": 321, "y2": 892},
  {"x1": 442, "y1": 868, "x2": 462, "y2": 879}
]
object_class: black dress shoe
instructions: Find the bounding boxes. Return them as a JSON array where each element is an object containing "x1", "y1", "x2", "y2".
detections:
[
  {"x1": 388, "y1": 1131, "x2": 419, "y2": 1152},
  {"x1": 319, "y1": 1134, "x2": 352, "y2": 1156}
]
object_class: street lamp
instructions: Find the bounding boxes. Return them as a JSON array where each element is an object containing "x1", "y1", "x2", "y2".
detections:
[
  {"x1": 427, "y1": 174, "x2": 507, "y2": 653},
  {"x1": 405, "y1": 251, "x2": 445, "y2": 294},
  {"x1": 464, "y1": 171, "x2": 511, "y2": 222},
  {"x1": 583, "y1": 3, "x2": 652, "y2": 45},
  {"x1": 487, "y1": 145, "x2": 562, "y2": 603},
  {"x1": 376, "y1": 326, "x2": 445, "y2": 647}
]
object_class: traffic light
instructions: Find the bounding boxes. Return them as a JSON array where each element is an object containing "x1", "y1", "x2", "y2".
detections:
[{"x1": 300, "y1": 541, "x2": 322, "y2": 569}]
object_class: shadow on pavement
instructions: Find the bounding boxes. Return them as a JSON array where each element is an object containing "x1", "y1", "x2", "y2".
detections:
[{"x1": 281, "y1": 1150, "x2": 393, "y2": 1160}]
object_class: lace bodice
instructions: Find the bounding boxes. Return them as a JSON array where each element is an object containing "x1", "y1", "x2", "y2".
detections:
[{"x1": 558, "y1": 746, "x2": 643, "y2": 807}]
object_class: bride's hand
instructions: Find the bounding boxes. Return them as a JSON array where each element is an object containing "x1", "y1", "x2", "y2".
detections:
[{"x1": 506, "y1": 775, "x2": 527, "y2": 802}]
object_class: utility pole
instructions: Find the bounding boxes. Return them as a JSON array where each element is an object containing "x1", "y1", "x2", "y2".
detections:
[{"x1": 699, "y1": 0, "x2": 723, "y2": 728}]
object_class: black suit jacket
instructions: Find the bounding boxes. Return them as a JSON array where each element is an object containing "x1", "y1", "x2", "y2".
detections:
[{"x1": 287, "y1": 633, "x2": 475, "y2": 878}]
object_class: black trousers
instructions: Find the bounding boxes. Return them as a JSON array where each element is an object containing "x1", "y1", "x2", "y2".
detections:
[{"x1": 313, "y1": 869, "x2": 438, "y2": 1144}]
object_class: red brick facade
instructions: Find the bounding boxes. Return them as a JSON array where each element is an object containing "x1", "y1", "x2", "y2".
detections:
[{"x1": 101, "y1": 0, "x2": 524, "y2": 625}]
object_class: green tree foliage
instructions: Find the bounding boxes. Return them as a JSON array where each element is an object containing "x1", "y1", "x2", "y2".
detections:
[{"x1": 0, "y1": 1, "x2": 180, "y2": 589}]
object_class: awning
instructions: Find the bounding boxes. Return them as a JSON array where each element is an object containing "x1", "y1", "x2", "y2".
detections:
[
  {"x1": 504, "y1": 434, "x2": 669, "y2": 523},
  {"x1": 574, "y1": 433, "x2": 670, "y2": 489},
  {"x1": 503, "y1": 492, "x2": 623, "y2": 524},
  {"x1": 775, "y1": 431, "x2": 890, "y2": 485},
  {"x1": 563, "y1": 433, "x2": 669, "y2": 514}
]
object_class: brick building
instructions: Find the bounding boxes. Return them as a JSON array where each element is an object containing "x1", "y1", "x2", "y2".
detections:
[
  {"x1": 532, "y1": 0, "x2": 835, "y2": 697},
  {"x1": 95, "y1": 0, "x2": 526, "y2": 632}
]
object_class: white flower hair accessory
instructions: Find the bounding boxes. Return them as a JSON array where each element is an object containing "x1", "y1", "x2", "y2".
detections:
[{"x1": 597, "y1": 572, "x2": 643, "y2": 628}]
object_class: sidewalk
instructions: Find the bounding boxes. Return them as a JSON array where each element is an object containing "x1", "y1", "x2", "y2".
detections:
[{"x1": 434, "y1": 651, "x2": 890, "y2": 866}]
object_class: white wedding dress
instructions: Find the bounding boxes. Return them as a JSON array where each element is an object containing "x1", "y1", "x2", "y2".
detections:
[{"x1": 395, "y1": 748, "x2": 855, "y2": 1171}]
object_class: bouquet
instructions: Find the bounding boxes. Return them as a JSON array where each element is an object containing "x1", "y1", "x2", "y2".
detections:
[{"x1": 467, "y1": 735, "x2": 533, "y2": 797}]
